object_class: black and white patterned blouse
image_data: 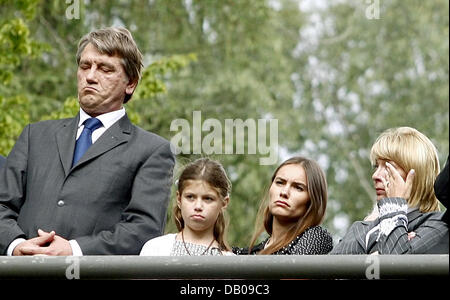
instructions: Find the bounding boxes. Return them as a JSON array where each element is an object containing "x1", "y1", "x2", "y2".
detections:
[
  {"x1": 171, "y1": 240, "x2": 224, "y2": 256},
  {"x1": 233, "y1": 226, "x2": 333, "y2": 255}
]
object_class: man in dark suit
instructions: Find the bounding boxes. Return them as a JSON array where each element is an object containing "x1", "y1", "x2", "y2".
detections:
[
  {"x1": 0, "y1": 27, "x2": 175, "y2": 255},
  {"x1": 435, "y1": 155, "x2": 449, "y2": 225},
  {"x1": 0, "y1": 155, "x2": 5, "y2": 169}
]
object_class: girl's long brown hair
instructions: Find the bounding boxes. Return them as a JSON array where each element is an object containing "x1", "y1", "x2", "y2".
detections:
[
  {"x1": 173, "y1": 158, "x2": 232, "y2": 251},
  {"x1": 249, "y1": 156, "x2": 328, "y2": 254}
]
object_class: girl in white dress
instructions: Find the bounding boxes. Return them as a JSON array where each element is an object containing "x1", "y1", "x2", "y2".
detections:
[{"x1": 140, "y1": 158, "x2": 234, "y2": 256}]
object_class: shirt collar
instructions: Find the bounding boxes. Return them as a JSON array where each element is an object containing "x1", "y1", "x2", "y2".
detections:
[{"x1": 78, "y1": 107, "x2": 126, "y2": 130}]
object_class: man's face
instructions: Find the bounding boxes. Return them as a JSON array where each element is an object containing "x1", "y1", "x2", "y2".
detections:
[{"x1": 77, "y1": 43, "x2": 137, "y2": 116}]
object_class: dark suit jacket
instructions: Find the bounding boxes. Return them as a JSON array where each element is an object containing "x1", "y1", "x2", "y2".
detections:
[
  {"x1": 435, "y1": 156, "x2": 449, "y2": 224},
  {"x1": 0, "y1": 113, "x2": 175, "y2": 255},
  {"x1": 0, "y1": 155, "x2": 5, "y2": 169},
  {"x1": 330, "y1": 200, "x2": 448, "y2": 254}
]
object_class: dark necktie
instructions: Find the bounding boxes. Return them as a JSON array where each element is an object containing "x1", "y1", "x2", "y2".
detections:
[{"x1": 72, "y1": 118, "x2": 103, "y2": 166}]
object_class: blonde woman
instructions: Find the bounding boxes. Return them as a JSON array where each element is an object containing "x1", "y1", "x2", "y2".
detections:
[{"x1": 331, "y1": 127, "x2": 448, "y2": 254}]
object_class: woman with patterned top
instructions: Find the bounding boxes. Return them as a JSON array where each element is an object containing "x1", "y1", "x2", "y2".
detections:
[
  {"x1": 140, "y1": 158, "x2": 234, "y2": 256},
  {"x1": 234, "y1": 156, "x2": 333, "y2": 255},
  {"x1": 331, "y1": 127, "x2": 448, "y2": 254}
]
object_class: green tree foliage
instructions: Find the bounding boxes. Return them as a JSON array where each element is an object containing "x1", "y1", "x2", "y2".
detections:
[
  {"x1": 289, "y1": 0, "x2": 449, "y2": 238},
  {"x1": 0, "y1": 0, "x2": 43, "y2": 155},
  {"x1": 124, "y1": 0, "x2": 305, "y2": 244}
]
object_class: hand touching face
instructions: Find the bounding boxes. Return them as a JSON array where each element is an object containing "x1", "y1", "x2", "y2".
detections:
[{"x1": 372, "y1": 159, "x2": 415, "y2": 201}]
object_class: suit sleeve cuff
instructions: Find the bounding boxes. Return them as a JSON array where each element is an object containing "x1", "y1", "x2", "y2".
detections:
[
  {"x1": 69, "y1": 240, "x2": 83, "y2": 256},
  {"x1": 7, "y1": 238, "x2": 26, "y2": 256}
]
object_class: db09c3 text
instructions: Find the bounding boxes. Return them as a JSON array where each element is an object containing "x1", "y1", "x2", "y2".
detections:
[{"x1": 224, "y1": 284, "x2": 270, "y2": 295}]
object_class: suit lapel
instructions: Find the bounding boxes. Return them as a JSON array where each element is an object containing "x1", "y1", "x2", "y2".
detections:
[
  {"x1": 55, "y1": 115, "x2": 79, "y2": 177},
  {"x1": 71, "y1": 114, "x2": 132, "y2": 168}
]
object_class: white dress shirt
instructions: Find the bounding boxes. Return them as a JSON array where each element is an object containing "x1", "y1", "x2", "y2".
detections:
[
  {"x1": 76, "y1": 107, "x2": 126, "y2": 143},
  {"x1": 7, "y1": 107, "x2": 126, "y2": 256}
]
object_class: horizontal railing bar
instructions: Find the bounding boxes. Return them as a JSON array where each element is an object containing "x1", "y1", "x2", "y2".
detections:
[{"x1": 0, "y1": 255, "x2": 447, "y2": 279}]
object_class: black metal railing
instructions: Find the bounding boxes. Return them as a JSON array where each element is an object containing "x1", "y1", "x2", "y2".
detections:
[{"x1": 0, "y1": 255, "x2": 448, "y2": 280}]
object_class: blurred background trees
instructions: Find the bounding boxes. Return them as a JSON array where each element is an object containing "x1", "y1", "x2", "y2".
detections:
[{"x1": 0, "y1": 0, "x2": 448, "y2": 246}]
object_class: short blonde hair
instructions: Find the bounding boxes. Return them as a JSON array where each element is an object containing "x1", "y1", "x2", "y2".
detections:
[{"x1": 370, "y1": 127, "x2": 440, "y2": 212}]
